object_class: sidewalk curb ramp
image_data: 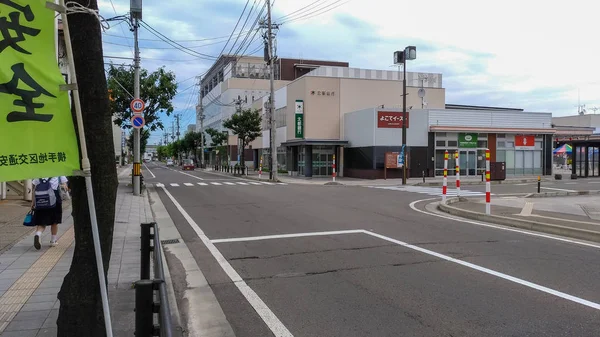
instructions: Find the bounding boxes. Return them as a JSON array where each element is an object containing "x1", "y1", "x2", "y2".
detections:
[
  {"x1": 524, "y1": 190, "x2": 600, "y2": 198},
  {"x1": 437, "y1": 197, "x2": 600, "y2": 243}
]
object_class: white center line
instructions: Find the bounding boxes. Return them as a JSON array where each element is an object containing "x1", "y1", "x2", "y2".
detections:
[
  {"x1": 143, "y1": 163, "x2": 156, "y2": 178},
  {"x1": 184, "y1": 183, "x2": 194, "y2": 186},
  {"x1": 211, "y1": 182, "x2": 222, "y2": 186},
  {"x1": 211, "y1": 230, "x2": 365, "y2": 243},
  {"x1": 170, "y1": 183, "x2": 179, "y2": 187}
]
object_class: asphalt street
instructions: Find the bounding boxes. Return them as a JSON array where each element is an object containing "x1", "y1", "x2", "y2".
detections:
[{"x1": 145, "y1": 162, "x2": 600, "y2": 337}]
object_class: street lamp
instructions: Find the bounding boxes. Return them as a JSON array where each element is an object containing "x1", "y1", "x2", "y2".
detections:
[{"x1": 393, "y1": 46, "x2": 416, "y2": 185}]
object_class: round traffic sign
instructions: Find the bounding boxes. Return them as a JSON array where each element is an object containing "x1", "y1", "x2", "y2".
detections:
[
  {"x1": 131, "y1": 115, "x2": 145, "y2": 129},
  {"x1": 130, "y1": 98, "x2": 145, "y2": 113}
]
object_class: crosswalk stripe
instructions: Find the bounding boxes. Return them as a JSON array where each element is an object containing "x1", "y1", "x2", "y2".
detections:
[
  {"x1": 261, "y1": 182, "x2": 275, "y2": 185},
  {"x1": 224, "y1": 182, "x2": 236, "y2": 185},
  {"x1": 170, "y1": 183, "x2": 179, "y2": 187},
  {"x1": 211, "y1": 182, "x2": 222, "y2": 185},
  {"x1": 236, "y1": 182, "x2": 249, "y2": 185},
  {"x1": 249, "y1": 182, "x2": 262, "y2": 185},
  {"x1": 197, "y1": 183, "x2": 208, "y2": 186},
  {"x1": 184, "y1": 183, "x2": 194, "y2": 186},
  {"x1": 366, "y1": 185, "x2": 491, "y2": 197}
]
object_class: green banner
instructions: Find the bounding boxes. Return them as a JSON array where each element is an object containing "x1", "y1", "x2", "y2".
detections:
[
  {"x1": 458, "y1": 133, "x2": 478, "y2": 148},
  {"x1": 0, "y1": 0, "x2": 80, "y2": 181},
  {"x1": 295, "y1": 113, "x2": 304, "y2": 138}
]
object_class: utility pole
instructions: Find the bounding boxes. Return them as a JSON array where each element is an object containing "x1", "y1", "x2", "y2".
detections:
[
  {"x1": 176, "y1": 114, "x2": 181, "y2": 140},
  {"x1": 266, "y1": 0, "x2": 278, "y2": 181},
  {"x1": 233, "y1": 97, "x2": 243, "y2": 164},
  {"x1": 196, "y1": 78, "x2": 205, "y2": 168},
  {"x1": 131, "y1": 10, "x2": 141, "y2": 196},
  {"x1": 171, "y1": 122, "x2": 175, "y2": 143}
]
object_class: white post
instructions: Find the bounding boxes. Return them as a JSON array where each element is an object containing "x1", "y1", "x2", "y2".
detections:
[
  {"x1": 442, "y1": 150, "x2": 448, "y2": 202},
  {"x1": 455, "y1": 151, "x2": 460, "y2": 197},
  {"x1": 24, "y1": 179, "x2": 33, "y2": 201},
  {"x1": 1, "y1": 182, "x2": 6, "y2": 200},
  {"x1": 486, "y1": 149, "x2": 491, "y2": 215},
  {"x1": 259, "y1": 156, "x2": 263, "y2": 179},
  {"x1": 58, "y1": 1, "x2": 113, "y2": 335},
  {"x1": 332, "y1": 154, "x2": 336, "y2": 182}
]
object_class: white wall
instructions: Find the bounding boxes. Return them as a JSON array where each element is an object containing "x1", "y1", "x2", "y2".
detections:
[
  {"x1": 429, "y1": 109, "x2": 552, "y2": 129},
  {"x1": 344, "y1": 108, "x2": 374, "y2": 147}
]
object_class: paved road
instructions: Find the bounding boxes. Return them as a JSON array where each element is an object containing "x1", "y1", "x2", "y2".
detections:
[{"x1": 146, "y1": 162, "x2": 600, "y2": 337}]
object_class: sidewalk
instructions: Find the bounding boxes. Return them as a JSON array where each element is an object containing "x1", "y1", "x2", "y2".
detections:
[
  {"x1": 0, "y1": 166, "x2": 155, "y2": 336},
  {"x1": 203, "y1": 167, "x2": 557, "y2": 187},
  {"x1": 439, "y1": 194, "x2": 600, "y2": 243}
]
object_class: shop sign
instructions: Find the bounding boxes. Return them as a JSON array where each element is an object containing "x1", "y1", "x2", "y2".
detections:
[
  {"x1": 295, "y1": 100, "x2": 304, "y2": 138},
  {"x1": 385, "y1": 152, "x2": 399, "y2": 168},
  {"x1": 0, "y1": 0, "x2": 81, "y2": 181},
  {"x1": 377, "y1": 111, "x2": 409, "y2": 128},
  {"x1": 515, "y1": 135, "x2": 535, "y2": 150},
  {"x1": 458, "y1": 133, "x2": 478, "y2": 148},
  {"x1": 310, "y1": 90, "x2": 335, "y2": 96}
]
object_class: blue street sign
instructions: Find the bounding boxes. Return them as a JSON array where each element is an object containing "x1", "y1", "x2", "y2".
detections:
[
  {"x1": 131, "y1": 115, "x2": 145, "y2": 129},
  {"x1": 397, "y1": 145, "x2": 405, "y2": 167}
]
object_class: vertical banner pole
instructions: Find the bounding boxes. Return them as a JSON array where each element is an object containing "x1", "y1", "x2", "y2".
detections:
[
  {"x1": 442, "y1": 150, "x2": 448, "y2": 202},
  {"x1": 58, "y1": 1, "x2": 113, "y2": 335},
  {"x1": 332, "y1": 154, "x2": 336, "y2": 182},
  {"x1": 486, "y1": 149, "x2": 491, "y2": 215},
  {"x1": 455, "y1": 151, "x2": 460, "y2": 197}
]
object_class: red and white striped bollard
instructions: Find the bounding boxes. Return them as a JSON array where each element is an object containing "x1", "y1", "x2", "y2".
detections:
[
  {"x1": 332, "y1": 154, "x2": 336, "y2": 182},
  {"x1": 442, "y1": 150, "x2": 448, "y2": 202},
  {"x1": 485, "y1": 149, "x2": 491, "y2": 214},
  {"x1": 259, "y1": 157, "x2": 263, "y2": 179},
  {"x1": 455, "y1": 151, "x2": 460, "y2": 197}
]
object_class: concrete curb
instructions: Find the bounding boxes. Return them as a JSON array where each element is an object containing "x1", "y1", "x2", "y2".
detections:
[
  {"x1": 524, "y1": 190, "x2": 600, "y2": 198},
  {"x1": 437, "y1": 197, "x2": 600, "y2": 243},
  {"x1": 416, "y1": 178, "x2": 553, "y2": 187}
]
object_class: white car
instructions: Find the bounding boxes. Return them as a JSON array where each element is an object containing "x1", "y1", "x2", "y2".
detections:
[{"x1": 166, "y1": 159, "x2": 174, "y2": 167}]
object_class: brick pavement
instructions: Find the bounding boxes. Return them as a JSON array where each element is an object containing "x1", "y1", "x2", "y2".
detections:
[{"x1": 0, "y1": 173, "x2": 152, "y2": 336}]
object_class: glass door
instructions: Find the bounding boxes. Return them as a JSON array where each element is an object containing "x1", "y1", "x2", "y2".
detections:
[
  {"x1": 459, "y1": 150, "x2": 468, "y2": 176},
  {"x1": 459, "y1": 150, "x2": 477, "y2": 176}
]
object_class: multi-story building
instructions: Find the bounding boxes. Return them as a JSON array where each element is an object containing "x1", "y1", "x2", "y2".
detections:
[{"x1": 197, "y1": 55, "x2": 348, "y2": 164}]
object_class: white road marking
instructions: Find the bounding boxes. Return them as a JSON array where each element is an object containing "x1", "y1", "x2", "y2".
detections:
[
  {"x1": 170, "y1": 183, "x2": 179, "y2": 187},
  {"x1": 224, "y1": 182, "x2": 236, "y2": 185},
  {"x1": 409, "y1": 198, "x2": 600, "y2": 250},
  {"x1": 143, "y1": 163, "x2": 156, "y2": 178},
  {"x1": 541, "y1": 187, "x2": 577, "y2": 192},
  {"x1": 515, "y1": 183, "x2": 532, "y2": 186},
  {"x1": 197, "y1": 182, "x2": 208, "y2": 186},
  {"x1": 362, "y1": 230, "x2": 600, "y2": 311},
  {"x1": 156, "y1": 186, "x2": 294, "y2": 337},
  {"x1": 368, "y1": 185, "x2": 489, "y2": 197},
  {"x1": 211, "y1": 182, "x2": 222, "y2": 186},
  {"x1": 589, "y1": 182, "x2": 600, "y2": 184},
  {"x1": 236, "y1": 182, "x2": 249, "y2": 185},
  {"x1": 155, "y1": 183, "x2": 164, "y2": 187},
  {"x1": 211, "y1": 230, "x2": 365, "y2": 244},
  {"x1": 261, "y1": 182, "x2": 275, "y2": 185},
  {"x1": 184, "y1": 183, "x2": 194, "y2": 186},
  {"x1": 249, "y1": 182, "x2": 262, "y2": 185},
  {"x1": 564, "y1": 182, "x2": 577, "y2": 185},
  {"x1": 166, "y1": 167, "x2": 204, "y2": 180},
  {"x1": 518, "y1": 202, "x2": 534, "y2": 216}
]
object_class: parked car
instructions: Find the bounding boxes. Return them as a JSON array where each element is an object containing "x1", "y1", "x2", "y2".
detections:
[
  {"x1": 182, "y1": 159, "x2": 194, "y2": 171},
  {"x1": 166, "y1": 159, "x2": 174, "y2": 167}
]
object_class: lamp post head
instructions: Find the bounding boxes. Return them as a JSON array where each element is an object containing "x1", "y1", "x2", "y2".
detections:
[
  {"x1": 393, "y1": 51, "x2": 405, "y2": 65},
  {"x1": 405, "y1": 46, "x2": 417, "y2": 60}
]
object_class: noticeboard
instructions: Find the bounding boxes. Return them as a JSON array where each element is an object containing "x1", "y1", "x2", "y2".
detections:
[{"x1": 385, "y1": 152, "x2": 399, "y2": 169}]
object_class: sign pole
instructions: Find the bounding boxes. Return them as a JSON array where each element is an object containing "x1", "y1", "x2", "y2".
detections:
[
  {"x1": 132, "y1": 14, "x2": 141, "y2": 196},
  {"x1": 332, "y1": 154, "x2": 336, "y2": 182},
  {"x1": 455, "y1": 151, "x2": 460, "y2": 197},
  {"x1": 442, "y1": 150, "x2": 448, "y2": 202},
  {"x1": 486, "y1": 149, "x2": 491, "y2": 215},
  {"x1": 58, "y1": 1, "x2": 113, "y2": 335}
]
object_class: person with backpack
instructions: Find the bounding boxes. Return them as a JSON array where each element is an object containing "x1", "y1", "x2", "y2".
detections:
[{"x1": 31, "y1": 176, "x2": 69, "y2": 249}]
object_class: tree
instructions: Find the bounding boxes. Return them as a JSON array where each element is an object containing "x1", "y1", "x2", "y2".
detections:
[
  {"x1": 183, "y1": 131, "x2": 206, "y2": 166},
  {"x1": 156, "y1": 145, "x2": 169, "y2": 161},
  {"x1": 167, "y1": 140, "x2": 184, "y2": 162},
  {"x1": 127, "y1": 129, "x2": 150, "y2": 157},
  {"x1": 57, "y1": 0, "x2": 118, "y2": 335},
  {"x1": 223, "y1": 109, "x2": 262, "y2": 167},
  {"x1": 106, "y1": 64, "x2": 177, "y2": 131},
  {"x1": 206, "y1": 127, "x2": 229, "y2": 165}
]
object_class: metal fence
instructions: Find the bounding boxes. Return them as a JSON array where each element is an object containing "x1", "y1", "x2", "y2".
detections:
[{"x1": 135, "y1": 222, "x2": 173, "y2": 337}]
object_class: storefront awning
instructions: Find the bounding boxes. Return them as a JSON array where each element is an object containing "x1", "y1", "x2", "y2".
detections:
[
  {"x1": 282, "y1": 139, "x2": 349, "y2": 147},
  {"x1": 429, "y1": 126, "x2": 556, "y2": 134}
]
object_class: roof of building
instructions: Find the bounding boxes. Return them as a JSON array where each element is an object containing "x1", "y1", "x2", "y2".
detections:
[{"x1": 445, "y1": 104, "x2": 523, "y2": 111}]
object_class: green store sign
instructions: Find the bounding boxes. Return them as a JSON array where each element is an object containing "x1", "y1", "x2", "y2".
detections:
[
  {"x1": 295, "y1": 99, "x2": 304, "y2": 138},
  {"x1": 458, "y1": 133, "x2": 478, "y2": 148}
]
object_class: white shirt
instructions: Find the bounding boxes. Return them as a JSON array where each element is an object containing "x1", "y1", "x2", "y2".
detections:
[{"x1": 32, "y1": 177, "x2": 68, "y2": 190}]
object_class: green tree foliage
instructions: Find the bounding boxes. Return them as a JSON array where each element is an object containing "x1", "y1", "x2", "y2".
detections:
[
  {"x1": 156, "y1": 145, "x2": 169, "y2": 160},
  {"x1": 167, "y1": 140, "x2": 184, "y2": 160},
  {"x1": 183, "y1": 131, "x2": 206, "y2": 166},
  {"x1": 107, "y1": 64, "x2": 178, "y2": 131},
  {"x1": 206, "y1": 127, "x2": 230, "y2": 164},
  {"x1": 126, "y1": 129, "x2": 150, "y2": 157},
  {"x1": 223, "y1": 109, "x2": 262, "y2": 166}
]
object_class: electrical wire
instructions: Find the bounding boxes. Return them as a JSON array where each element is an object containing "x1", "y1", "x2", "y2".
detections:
[
  {"x1": 280, "y1": 0, "x2": 350, "y2": 24},
  {"x1": 217, "y1": 0, "x2": 250, "y2": 58},
  {"x1": 275, "y1": 0, "x2": 323, "y2": 22},
  {"x1": 102, "y1": 29, "x2": 257, "y2": 43},
  {"x1": 139, "y1": 20, "x2": 218, "y2": 60},
  {"x1": 107, "y1": 0, "x2": 133, "y2": 56},
  {"x1": 227, "y1": 0, "x2": 259, "y2": 55},
  {"x1": 102, "y1": 38, "x2": 235, "y2": 50}
]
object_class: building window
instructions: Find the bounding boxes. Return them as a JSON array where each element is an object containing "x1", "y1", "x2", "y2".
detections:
[
  {"x1": 437, "y1": 132, "x2": 446, "y2": 138},
  {"x1": 506, "y1": 141, "x2": 514, "y2": 148},
  {"x1": 497, "y1": 141, "x2": 506, "y2": 148},
  {"x1": 477, "y1": 140, "x2": 488, "y2": 148},
  {"x1": 497, "y1": 133, "x2": 506, "y2": 139},
  {"x1": 535, "y1": 141, "x2": 542, "y2": 150},
  {"x1": 436, "y1": 140, "x2": 445, "y2": 147},
  {"x1": 447, "y1": 140, "x2": 458, "y2": 147}
]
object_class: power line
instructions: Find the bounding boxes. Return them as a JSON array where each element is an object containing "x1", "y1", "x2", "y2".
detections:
[
  {"x1": 217, "y1": 0, "x2": 251, "y2": 58},
  {"x1": 103, "y1": 38, "x2": 233, "y2": 50},
  {"x1": 139, "y1": 20, "x2": 218, "y2": 60},
  {"x1": 108, "y1": 0, "x2": 133, "y2": 56},
  {"x1": 228, "y1": 0, "x2": 259, "y2": 55},
  {"x1": 102, "y1": 29, "x2": 257, "y2": 43},
  {"x1": 280, "y1": 0, "x2": 351, "y2": 24},
  {"x1": 104, "y1": 54, "x2": 213, "y2": 63},
  {"x1": 276, "y1": 0, "x2": 323, "y2": 21}
]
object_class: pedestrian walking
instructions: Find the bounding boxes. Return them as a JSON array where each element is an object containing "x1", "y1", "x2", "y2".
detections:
[{"x1": 31, "y1": 176, "x2": 68, "y2": 249}]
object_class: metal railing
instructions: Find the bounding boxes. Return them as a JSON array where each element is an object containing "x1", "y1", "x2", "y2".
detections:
[{"x1": 135, "y1": 222, "x2": 173, "y2": 337}]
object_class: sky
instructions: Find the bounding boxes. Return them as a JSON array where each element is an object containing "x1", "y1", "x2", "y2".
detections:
[{"x1": 98, "y1": 0, "x2": 600, "y2": 145}]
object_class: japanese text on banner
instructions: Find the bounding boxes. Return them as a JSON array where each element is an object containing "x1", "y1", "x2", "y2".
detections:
[{"x1": 0, "y1": 0, "x2": 80, "y2": 181}]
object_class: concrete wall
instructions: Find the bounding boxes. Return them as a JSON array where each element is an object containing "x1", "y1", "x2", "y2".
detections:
[
  {"x1": 553, "y1": 115, "x2": 600, "y2": 128},
  {"x1": 429, "y1": 109, "x2": 552, "y2": 129},
  {"x1": 344, "y1": 108, "x2": 374, "y2": 147}
]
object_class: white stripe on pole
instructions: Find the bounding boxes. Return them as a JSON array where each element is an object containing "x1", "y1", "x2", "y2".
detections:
[
  {"x1": 486, "y1": 149, "x2": 491, "y2": 215},
  {"x1": 455, "y1": 151, "x2": 460, "y2": 197},
  {"x1": 442, "y1": 150, "x2": 448, "y2": 203}
]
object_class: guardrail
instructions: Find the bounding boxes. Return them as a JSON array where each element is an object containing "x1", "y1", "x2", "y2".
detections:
[{"x1": 135, "y1": 222, "x2": 173, "y2": 337}]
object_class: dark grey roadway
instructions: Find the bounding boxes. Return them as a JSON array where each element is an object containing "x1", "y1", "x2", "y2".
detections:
[{"x1": 146, "y1": 162, "x2": 600, "y2": 337}]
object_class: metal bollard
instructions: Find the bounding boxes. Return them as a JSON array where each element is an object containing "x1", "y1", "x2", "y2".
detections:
[
  {"x1": 537, "y1": 176, "x2": 541, "y2": 193},
  {"x1": 140, "y1": 223, "x2": 154, "y2": 280},
  {"x1": 422, "y1": 170, "x2": 425, "y2": 183},
  {"x1": 134, "y1": 279, "x2": 154, "y2": 337}
]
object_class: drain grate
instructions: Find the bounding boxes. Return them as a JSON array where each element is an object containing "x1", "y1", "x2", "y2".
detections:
[{"x1": 161, "y1": 239, "x2": 180, "y2": 245}]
